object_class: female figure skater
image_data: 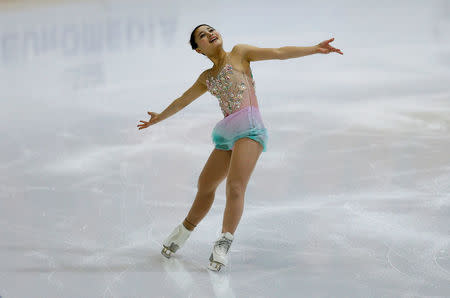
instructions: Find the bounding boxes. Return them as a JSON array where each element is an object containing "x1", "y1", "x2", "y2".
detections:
[{"x1": 137, "y1": 24, "x2": 343, "y2": 271}]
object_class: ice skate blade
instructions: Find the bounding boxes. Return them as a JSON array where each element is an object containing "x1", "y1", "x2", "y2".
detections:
[
  {"x1": 161, "y1": 246, "x2": 173, "y2": 259},
  {"x1": 208, "y1": 261, "x2": 224, "y2": 272}
]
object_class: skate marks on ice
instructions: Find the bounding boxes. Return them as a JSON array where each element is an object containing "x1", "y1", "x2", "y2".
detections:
[
  {"x1": 383, "y1": 240, "x2": 450, "y2": 283},
  {"x1": 214, "y1": 192, "x2": 450, "y2": 289},
  {"x1": 341, "y1": 194, "x2": 450, "y2": 283},
  {"x1": 160, "y1": 252, "x2": 236, "y2": 297},
  {"x1": 161, "y1": 258, "x2": 195, "y2": 295},
  {"x1": 434, "y1": 250, "x2": 450, "y2": 278},
  {"x1": 208, "y1": 270, "x2": 236, "y2": 298}
]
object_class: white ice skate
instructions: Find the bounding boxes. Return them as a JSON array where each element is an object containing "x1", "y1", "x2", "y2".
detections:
[
  {"x1": 161, "y1": 223, "x2": 192, "y2": 258},
  {"x1": 208, "y1": 232, "x2": 234, "y2": 272}
]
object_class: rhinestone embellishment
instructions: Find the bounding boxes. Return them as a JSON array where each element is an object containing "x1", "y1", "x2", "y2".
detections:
[{"x1": 206, "y1": 64, "x2": 255, "y2": 116}]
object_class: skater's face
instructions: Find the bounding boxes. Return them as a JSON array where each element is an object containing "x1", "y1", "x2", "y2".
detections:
[{"x1": 194, "y1": 25, "x2": 222, "y2": 55}]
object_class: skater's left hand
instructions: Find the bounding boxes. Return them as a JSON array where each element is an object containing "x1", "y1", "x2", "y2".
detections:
[{"x1": 315, "y1": 38, "x2": 343, "y2": 55}]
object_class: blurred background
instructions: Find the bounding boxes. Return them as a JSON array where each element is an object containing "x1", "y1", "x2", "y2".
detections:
[{"x1": 1, "y1": 0, "x2": 449, "y2": 297}]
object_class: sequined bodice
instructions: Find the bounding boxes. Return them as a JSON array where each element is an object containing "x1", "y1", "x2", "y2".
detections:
[{"x1": 206, "y1": 56, "x2": 259, "y2": 117}]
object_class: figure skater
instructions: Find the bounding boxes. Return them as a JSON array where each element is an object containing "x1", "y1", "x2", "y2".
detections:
[{"x1": 137, "y1": 24, "x2": 343, "y2": 271}]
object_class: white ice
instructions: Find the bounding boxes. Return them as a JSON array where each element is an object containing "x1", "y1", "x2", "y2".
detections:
[{"x1": 0, "y1": 0, "x2": 449, "y2": 297}]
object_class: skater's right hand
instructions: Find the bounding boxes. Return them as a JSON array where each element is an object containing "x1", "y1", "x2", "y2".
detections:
[{"x1": 137, "y1": 111, "x2": 161, "y2": 130}]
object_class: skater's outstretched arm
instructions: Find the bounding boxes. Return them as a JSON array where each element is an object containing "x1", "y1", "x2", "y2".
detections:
[
  {"x1": 137, "y1": 71, "x2": 208, "y2": 130},
  {"x1": 234, "y1": 44, "x2": 282, "y2": 62},
  {"x1": 235, "y1": 38, "x2": 343, "y2": 62},
  {"x1": 176, "y1": 70, "x2": 208, "y2": 110}
]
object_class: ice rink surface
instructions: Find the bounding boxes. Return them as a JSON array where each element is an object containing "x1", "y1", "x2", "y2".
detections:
[{"x1": 1, "y1": 0, "x2": 449, "y2": 297}]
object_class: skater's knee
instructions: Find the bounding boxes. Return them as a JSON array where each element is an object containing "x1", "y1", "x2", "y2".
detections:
[{"x1": 225, "y1": 181, "x2": 245, "y2": 198}]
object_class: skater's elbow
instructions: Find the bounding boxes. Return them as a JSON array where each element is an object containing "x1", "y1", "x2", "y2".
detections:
[{"x1": 178, "y1": 72, "x2": 208, "y2": 108}]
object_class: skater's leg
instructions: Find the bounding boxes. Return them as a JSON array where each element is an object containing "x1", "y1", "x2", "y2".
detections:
[
  {"x1": 222, "y1": 138, "x2": 263, "y2": 234},
  {"x1": 184, "y1": 148, "x2": 232, "y2": 230}
]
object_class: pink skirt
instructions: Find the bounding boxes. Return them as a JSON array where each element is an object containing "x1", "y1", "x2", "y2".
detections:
[{"x1": 211, "y1": 106, "x2": 268, "y2": 152}]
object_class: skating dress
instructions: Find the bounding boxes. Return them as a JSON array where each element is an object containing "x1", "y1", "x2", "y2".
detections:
[{"x1": 206, "y1": 53, "x2": 268, "y2": 152}]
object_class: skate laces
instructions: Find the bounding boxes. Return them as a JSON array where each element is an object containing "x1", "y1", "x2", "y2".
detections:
[{"x1": 214, "y1": 237, "x2": 233, "y2": 254}]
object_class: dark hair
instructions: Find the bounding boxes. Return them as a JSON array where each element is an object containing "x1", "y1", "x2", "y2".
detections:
[{"x1": 189, "y1": 24, "x2": 213, "y2": 50}]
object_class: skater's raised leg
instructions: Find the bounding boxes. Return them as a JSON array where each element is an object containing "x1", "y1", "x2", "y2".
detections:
[
  {"x1": 184, "y1": 148, "x2": 232, "y2": 228},
  {"x1": 162, "y1": 148, "x2": 231, "y2": 258},
  {"x1": 161, "y1": 223, "x2": 192, "y2": 258}
]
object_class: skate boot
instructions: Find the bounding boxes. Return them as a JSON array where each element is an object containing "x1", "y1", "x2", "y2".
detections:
[
  {"x1": 161, "y1": 223, "x2": 192, "y2": 258},
  {"x1": 208, "y1": 232, "x2": 234, "y2": 272}
]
